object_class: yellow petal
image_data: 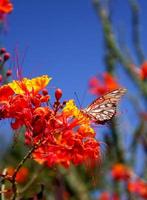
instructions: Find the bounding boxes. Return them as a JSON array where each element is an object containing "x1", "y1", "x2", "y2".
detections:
[
  {"x1": 8, "y1": 75, "x2": 52, "y2": 95},
  {"x1": 63, "y1": 99, "x2": 90, "y2": 124}
]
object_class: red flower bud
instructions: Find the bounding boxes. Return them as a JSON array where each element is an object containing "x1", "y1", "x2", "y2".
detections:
[
  {"x1": 55, "y1": 88, "x2": 62, "y2": 101},
  {"x1": 42, "y1": 88, "x2": 48, "y2": 96},
  {"x1": 4, "y1": 52, "x2": 10, "y2": 61},
  {"x1": 0, "y1": 75, "x2": 2, "y2": 82},
  {"x1": 0, "y1": 48, "x2": 6, "y2": 54},
  {"x1": 6, "y1": 69, "x2": 12, "y2": 77}
]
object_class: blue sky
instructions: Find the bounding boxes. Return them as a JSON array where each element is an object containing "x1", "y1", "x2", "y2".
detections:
[
  {"x1": 2, "y1": 0, "x2": 147, "y2": 103},
  {"x1": 1, "y1": 0, "x2": 147, "y2": 161},
  {"x1": 2, "y1": 0, "x2": 104, "y2": 103}
]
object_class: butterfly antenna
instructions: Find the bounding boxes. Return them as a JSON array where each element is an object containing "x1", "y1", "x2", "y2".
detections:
[
  {"x1": 81, "y1": 87, "x2": 88, "y2": 108},
  {"x1": 74, "y1": 92, "x2": 82, "y2": 108}
]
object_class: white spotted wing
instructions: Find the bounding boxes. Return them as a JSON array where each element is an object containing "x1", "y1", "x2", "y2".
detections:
[{"x1": 82, "y1": 88, "x2": 127, "y2": 124}]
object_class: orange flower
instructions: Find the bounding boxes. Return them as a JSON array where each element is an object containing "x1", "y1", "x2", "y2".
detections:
[
  {"x1": 128, "y1": 179, "x2": 147, "y2": 199},
  {"x1": 89, "y1": 72, "x2": 119, "y2": 96},
  {"x1": 0, "y1": 0, "x2": 13, "y2": 14},
  {"x1": 99, "y1": 192, "x2": 110, "y2": 200},
  {"x1": 7, "y1": 166, "x2": 29, "y2": 183},
  {"x1": 111, "y1": 163, "x2": 131, "y2": 181}
]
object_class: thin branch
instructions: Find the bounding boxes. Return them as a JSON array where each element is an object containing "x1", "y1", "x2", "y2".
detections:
[
  {"x1": 93, "y1": 0, "x2": 147, "y2": 95},
  {"x1": 129, "y1": 0, "x2": 145, "y2": 64},
  {"x1": 59, "y1": 166, "x2": 92, "y2": 200},
  {"x1": 1, "y1": 168, "x2": 7, "y2": 200},
  {"x1": 19, "y1": 166, "x2": 44, "y2": 194},
  {"x1": 11, "y1": 141, "x2": 41, "y2": 200}
]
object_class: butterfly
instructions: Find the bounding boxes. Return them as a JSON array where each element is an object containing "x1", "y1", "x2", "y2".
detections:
[{"x1": 81, "y1": 88, "x2": 127, "y2": 124}]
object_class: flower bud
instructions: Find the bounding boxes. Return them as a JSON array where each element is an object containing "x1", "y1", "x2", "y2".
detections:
[
  {"x1": 0, "y1": 74, "x2": 3, "y2": 82},
  {"x1": 0, "y1": 48, "x2": 6, "y2": 54},
  {"x1": 42, "y1": 88, "x2": 48, "y2": 96},
  {"x1": 55, "y1": 88, "x2": 62, "y2": 101},
  {"x1": 4, "y1": 52, "x2": 10, "y2": 61},
  {"x1": 6, "y1": 69, "x2": 12, "y2": 77}
]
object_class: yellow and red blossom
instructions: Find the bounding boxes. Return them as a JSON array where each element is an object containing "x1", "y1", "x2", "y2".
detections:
[
  {"x1": 0, "y1": 75, "x2": 101, "y2": 168},
  {"x1": 63, "y1": 99, "x2": 95, "y2": 134},
  {"x1": 8, "y1": 75, "x2": 51, "y2": 95},
  {"x1": 63, "y1": 99, "x2": 82, "y2": 118},
  {"x1": 63, "y1": 100, "x2": 91, "y2": 123}
]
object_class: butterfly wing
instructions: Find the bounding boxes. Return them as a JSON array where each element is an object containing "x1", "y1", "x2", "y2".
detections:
[{"x1": 82, "y1": 88, "x2": 127, "y2": 123}]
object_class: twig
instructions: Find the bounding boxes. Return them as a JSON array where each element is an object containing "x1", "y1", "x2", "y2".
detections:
[
  {"x1": 59, "y1": 166, "x2": 92, "y2": 200},
  {"x1": 93, "y1": 0, "x2": 147, "y2": 96},
  {"x1": 11, "y1": 141, "x2": 41, "y2": 200},
  {"x1": 1, "y1": 168, "x2": 7, "y2": 200},
  {"x1": 129, "y1": 0, "x2": 145, "y2": 63},
  {"x1": 19, "y1": 166, "x2": 44, "y2": 194}
]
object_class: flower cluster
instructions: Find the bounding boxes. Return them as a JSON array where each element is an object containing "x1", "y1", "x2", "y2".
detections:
[
  {"x1": 98, "y1": 163, "x2": 147, "y2": 199},
  {"x1": 111, "y1": 163, "x2": 147, "y2": 199},
  {"x1": 89, "y1": 72, "x2": 119, "y2": 96},
  {"x1": 128, "y1": 179, "x2": 147, "y2": 199},
  {"x1": 0, "y1": 75, "x2": 101, "y2": 168}
]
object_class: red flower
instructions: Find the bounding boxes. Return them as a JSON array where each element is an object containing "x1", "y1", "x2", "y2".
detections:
[
  {"x1": 31, "y1": 101, "x2": 100, "y2": 168},
  {"x1": 32, "y1": 111, "x2": 101, "y2": 168},
  {"x1": 89, "y1": 72, "x2": 120, "y2": 96},
  {"x1": 0, "y1": 85, "x2": 14, "y2": 103},
  {"x1": 0, "y1": 75, "x2": 51, "y2": 122},
  {"x1": 0, "y1": 0, "x2": 13, "y2": 14},
  {"x1": 0, "y1": 0, "x2": 13, "y2": 21},
  {"x1": 99, "y1": 192, "x2": 120, "y2": 200},
  {"x1": 111, "y1": 163, "x2": 131, "y2": 181},
  {"x1": 140, "y1": 61, "x2": 147, "y2": 80},
  {"x1": 99, "y1": 192, "x2": 110, "y2": 200}
]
